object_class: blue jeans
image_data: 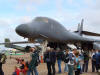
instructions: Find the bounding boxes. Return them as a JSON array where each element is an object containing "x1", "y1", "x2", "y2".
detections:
[
  {"x1": 12, "y1": 72, "x2": 16, "y2": 75},
  {"x1": 92, "y1": 61, "x2": 97, "y2": 72},
  {"x1": 80, "y1": 64, "x2": 83, "y2": 73},
  {"x1": 64, "y1": 63, "x2": 68, "y2": 72},
  {"x1": 57, "y1": 60, "x2": 62, "y2": 73},
  {"x1": 68, "y1": 65, "x2": 74, "y2": 75},
  {"x1": 27, "y1": 67, "x2": 38, "y2": 75},
  {"x1": 82, "y1": 61, "x2": 88, "y2": 72}
]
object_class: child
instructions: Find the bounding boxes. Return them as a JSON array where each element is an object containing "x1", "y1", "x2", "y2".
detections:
[{"x1": 12, "y1": 66, "x2": 20, "y2": 75}]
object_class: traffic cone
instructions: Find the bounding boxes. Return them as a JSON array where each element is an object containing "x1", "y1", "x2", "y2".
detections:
[{"x1": 40, "y1": 56, "x2": 44, "y2": 63}]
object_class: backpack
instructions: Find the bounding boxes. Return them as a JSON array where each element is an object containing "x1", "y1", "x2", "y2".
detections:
[
  {"x1": 62, "y1": 51, "x2": 66, "y2": 61},
  {"x1": 83, "y1": 52, "x2": 89, "y2": 61},
  {"x1": 69, "y1": 53, "x2": 74, "y2": 60},
  {"x1": 64, "y1": 54, "x2": 69, "y2": 63},
  {"x1": 69, "y1": 53, "x2": 74, "y2": 64},
  {"x1": 35, "y1": 53, "x2": 40, "y2": 66}
]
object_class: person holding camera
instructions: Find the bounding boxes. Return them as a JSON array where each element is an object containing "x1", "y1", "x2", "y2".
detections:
[{"x1": 27, "y1": 47, "x2": 39, "y2": 75}]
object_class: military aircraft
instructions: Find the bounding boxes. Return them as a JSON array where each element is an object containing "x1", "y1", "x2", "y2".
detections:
[
  {"x1": 1, "y1": 38, "x2": 41, "y2": 52},
  {"x1": 1, "y1": 17, "x2": 100, "y2": 50},
  {"x1": 3, "y1": 38, "x2": 32, "y2": 52}
]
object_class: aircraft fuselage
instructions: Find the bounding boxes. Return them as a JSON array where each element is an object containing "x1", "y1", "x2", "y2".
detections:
[{"x1": 16, "y1": 17, "x2": 97, "y2": 44}]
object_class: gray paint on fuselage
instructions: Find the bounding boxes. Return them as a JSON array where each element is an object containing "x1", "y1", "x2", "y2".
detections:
[{"x1": 16, "y1": 17, "x2": 100, "y2": 43}]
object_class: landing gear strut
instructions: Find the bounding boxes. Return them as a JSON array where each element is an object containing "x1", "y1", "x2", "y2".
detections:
[{"x1": 40, "y1": 40, "x2": 48, "y2": 63}]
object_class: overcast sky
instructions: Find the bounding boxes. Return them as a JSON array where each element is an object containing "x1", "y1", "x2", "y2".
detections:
[{"x1": 0, "y1": 0, "x2": 100, "y2": 49}]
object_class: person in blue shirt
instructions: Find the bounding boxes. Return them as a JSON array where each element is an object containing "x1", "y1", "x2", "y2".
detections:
[
  {"x1": 74, "y1": 51, "x2": 81, "y2": 75},
  {"x1": 91, "y1": 50, "x2": 97, "y2": 72},
  {"x1": 96, "y1": 50, "x2": 100, "y2": 72}
]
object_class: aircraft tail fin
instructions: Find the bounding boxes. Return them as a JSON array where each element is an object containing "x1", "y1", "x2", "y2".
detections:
[
  {"x1": 77, "y1": 19, "x2": 84, "y2": 36},
  {"x1": 5, "y1": 38, "x2": 11, "y2": 47},
  {"x1": 75, "y1": 19, "x2": 100, "y2": 36}
]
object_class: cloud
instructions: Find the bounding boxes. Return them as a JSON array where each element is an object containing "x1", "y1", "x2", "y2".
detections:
[
  {"x1": 14, "y1": 16, "x2": 32, "y2": 25},
  {"x1": 0, "y1": 16, "x2": 32, "y2": 43},
  {"x1": 67, "y1": 0, "x2": 80, "y2": 7},
  {"x1": 76, "y1": 1, "x2": 100, "y2": 33},
  {"x1": 19, "y1": 0, "x2": 48, "y2": 5},
  {"x1": 84, "y1": 0, "x2": 94, "y2": 6},
  {"x1": 15, "y1": 0, "x2": 48, "y2": 13},
  {"x1": 53, "y1": 0, "x2": 100, "y2": 34},
  {"x1": 0, "y1": 18, "x2": 27, "y2": 49},
  {"x1": 0, "y1": 19, "x2": 18, "y2": 42},
  {"x1": 94, "y1": 0, "x2": 100, "y2": 10}
]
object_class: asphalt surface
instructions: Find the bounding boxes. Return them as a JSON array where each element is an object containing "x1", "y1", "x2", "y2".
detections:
[{"x1": 3, "y1": 53, "x2": 98, "y2": 75}]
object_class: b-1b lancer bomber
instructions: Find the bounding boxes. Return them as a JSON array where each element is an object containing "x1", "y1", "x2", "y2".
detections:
[
  {"x1": 1, "y1": 17, "x2": 100, "y2": 50},
  {"x1": 15, "y1": 17, "x2": 100, "y2": 50}
]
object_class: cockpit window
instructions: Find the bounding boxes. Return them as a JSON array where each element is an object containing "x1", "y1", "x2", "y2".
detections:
[{"x1": 34, "y1": 17, "x2": 48, "y2": 23}]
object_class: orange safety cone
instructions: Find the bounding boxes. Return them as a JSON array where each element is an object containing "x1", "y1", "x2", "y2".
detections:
[{"x1": 40, "y1": 56, "x2": 44, "y2": 63}]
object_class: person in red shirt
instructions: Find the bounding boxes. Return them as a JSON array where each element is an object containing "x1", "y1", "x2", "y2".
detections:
[{"x1": 12, "y1": 66, "x2": 20, "y2": 75}]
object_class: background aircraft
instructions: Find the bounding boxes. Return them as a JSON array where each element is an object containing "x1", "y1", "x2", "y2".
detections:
[
  {"x1": 1, "y1": 38, "x2": 42, "y2": 52},
  {"x1": 4, "y1": 38, "x2": 32, "y2": 52},
  {"x1": 1, "y1": 17, "x2": 100, "y2": 51}
]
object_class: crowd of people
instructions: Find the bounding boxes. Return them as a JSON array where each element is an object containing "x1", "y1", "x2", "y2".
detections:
[
  {"x1": 43, "y1": 47, "x2": 100, "y2": 75},
  {"x1": 44, "y1": 48, "x2": 84, "y2": 75},
  {"x1": 1, "y1": 46, "x2": 100, "y2": 75}
]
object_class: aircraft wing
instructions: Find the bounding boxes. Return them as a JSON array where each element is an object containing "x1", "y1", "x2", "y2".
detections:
[
  {"x1": 75, "y1": 31, "x2": 100, "y2": 36},
  {"x1": 0, "y1": 41, "x2": 30, "y2": 45},
  {"x1": 0, "y1": 38, "x2": 45, "y2": 45}
]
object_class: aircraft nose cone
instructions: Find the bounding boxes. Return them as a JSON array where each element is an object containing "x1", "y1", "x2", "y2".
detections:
[{"x1": 16, "y1": 24, "x2": 30, "y2": 37}]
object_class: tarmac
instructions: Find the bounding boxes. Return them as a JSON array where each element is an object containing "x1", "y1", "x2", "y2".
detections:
[{"x1": 3, "y1": 53, "x2": 98, "y2": 75}]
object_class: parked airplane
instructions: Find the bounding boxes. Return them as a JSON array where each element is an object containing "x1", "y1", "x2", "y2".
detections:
[
  {"x1": 15, "y1": 17, "x2": 100, "y2": 50},
  {"x1": 4, "y1": 38, "x2": 31, "y2": 52},
  {"x1": 2, "y1": 38, "x2": 42, "y2": 52},
  {"x1": 1, "y1": 17, "x2": 100, "y2": 50}
]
